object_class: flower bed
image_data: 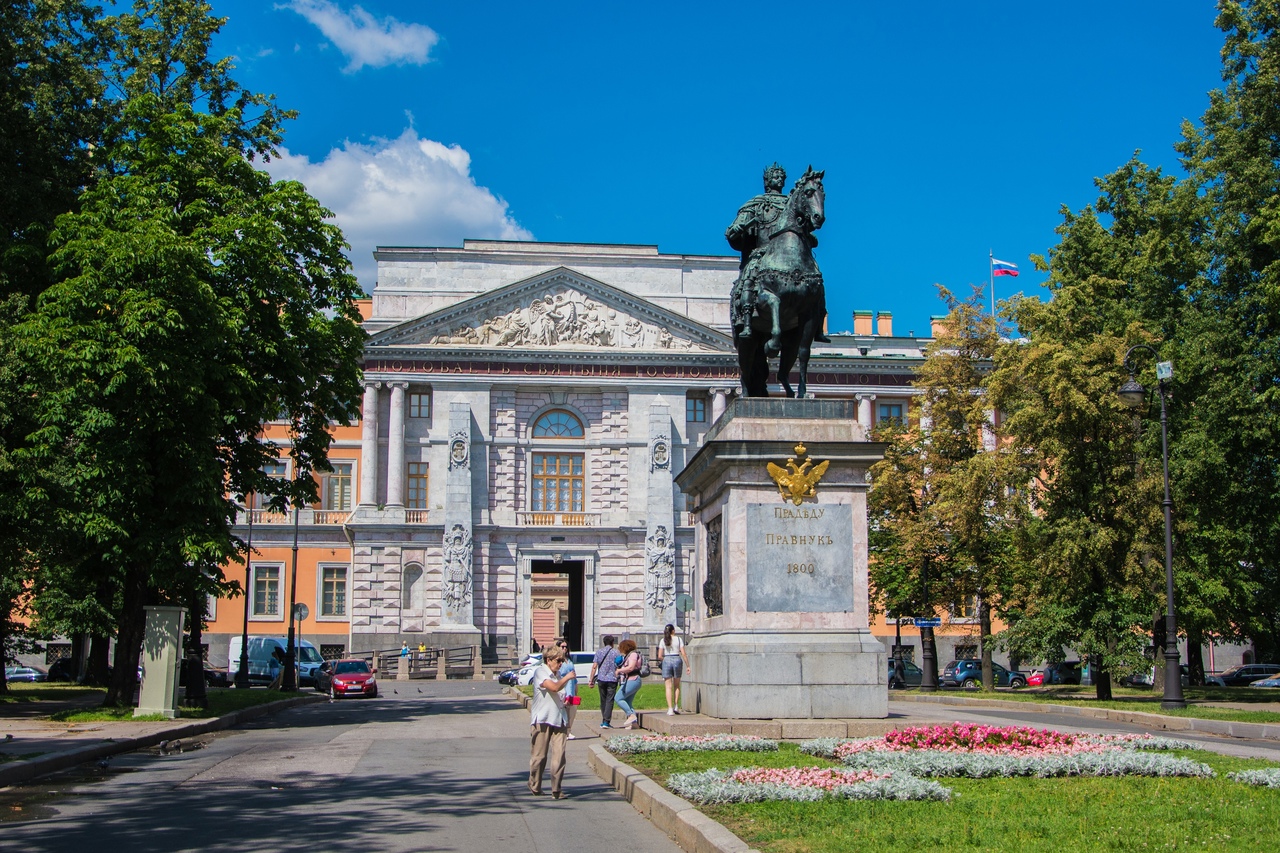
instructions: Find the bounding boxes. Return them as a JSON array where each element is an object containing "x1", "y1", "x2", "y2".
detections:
[
  {"x1": 797, "y1": 724, "x2": 1210, "y2": 779},
  {"x1": 667, "y1": 767, "x2": 952, "y2": 804},
  {"x1": 604, "y1": 733, "x2": 779, "y2": 755},
  {"x1": 1229, "y1": 768, "x2": 1280, "y2": 789}
]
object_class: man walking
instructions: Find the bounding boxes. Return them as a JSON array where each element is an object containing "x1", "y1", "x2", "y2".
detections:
[{"x1": 588, "y1": 634, "x2": 619, "y2": 728}]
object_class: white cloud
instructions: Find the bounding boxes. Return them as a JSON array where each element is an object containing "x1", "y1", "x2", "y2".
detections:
[
  {"x1": 281, "y1": 0, "x2": 438, "y2": 72},
  {"x1": 266, "y1": 128, "x2": 533, "y2": 288}
]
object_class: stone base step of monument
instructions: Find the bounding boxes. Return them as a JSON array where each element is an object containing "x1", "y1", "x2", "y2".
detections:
[{"x1": 634, "y1": 711, "x2": 918, "y2": 739}]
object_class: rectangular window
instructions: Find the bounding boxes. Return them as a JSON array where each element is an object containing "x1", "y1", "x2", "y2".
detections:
[
  {"x1": 324, "y1": 462, "x2": 353, "y2": 511},
  {"x1": 321, "y1": 566, "x2": 347, "y2": 617},
  {"x1": 955, "y1": 644, "x2": 978, "y2": 660},
  {"x1": 409, "y1": 392, "x2": 430, "y2": 419},
  {"x1": 407, "y1": 462, "x2": 429, "y2": 509},
  {"x1": 686, "y1": 397, "x2": 707, "y2": 423},
  {"x1": 252, "y1": 461, "x2": 289, "y2": 509},
  {"x1": 252, "y1": 565, "x2": 280, "y2": 617},
  {"x1": 531, "y1": 452, "x2": 584, "y2": 513},
  {"x1": 878, "y1": 403, "x2": 904, "y2": 426},
  {"x1": 955, "y1": 595, "x2": 978, "y2": 619}
]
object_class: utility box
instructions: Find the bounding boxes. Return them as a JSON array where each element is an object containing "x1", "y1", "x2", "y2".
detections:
[{"x1": 135, "y1": 605, "x2": 187, "y2": 719}]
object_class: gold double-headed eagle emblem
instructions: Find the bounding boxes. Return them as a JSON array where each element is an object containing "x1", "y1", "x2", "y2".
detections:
[{"x1": 766, "y1": 442, "x2": 830, "y2": 506}]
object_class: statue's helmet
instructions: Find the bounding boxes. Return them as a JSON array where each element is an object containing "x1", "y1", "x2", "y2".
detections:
[{"x1": 763, "y1": 162, "x2": 786, "y2": 192}]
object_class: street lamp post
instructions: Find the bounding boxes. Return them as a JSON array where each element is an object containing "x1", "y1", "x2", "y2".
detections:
[
  {"x1": 235, "y1": 497, "x2": 254, "y2": 689},
  {"x1": 1117, "y1": 344, "x2": 1186, "y2": 710},
  {"x1": 919, "y1": 555, "x2": 939, "y2": 692},
  {"x1": 282, "y1": 488, "x2": 301, "y2": 692}
]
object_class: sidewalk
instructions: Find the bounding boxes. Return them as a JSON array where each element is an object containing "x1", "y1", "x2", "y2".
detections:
[{"x1": 0, "y1": 693, "x2": 325, "y2": 787}]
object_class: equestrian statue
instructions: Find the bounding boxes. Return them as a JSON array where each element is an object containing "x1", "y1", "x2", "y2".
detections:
[{"x1": 726, "y1": 163, "x2": 829, "y2": 398}]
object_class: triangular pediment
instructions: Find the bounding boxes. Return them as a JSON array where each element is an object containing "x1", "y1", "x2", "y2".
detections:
[{"x1": 367, "y1": 267, "x2": 733, "y2": 353}]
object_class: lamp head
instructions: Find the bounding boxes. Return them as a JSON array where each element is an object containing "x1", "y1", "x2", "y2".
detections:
[{"x1": 1117, "y1": 376, "x2": 1146, "y2": 409}]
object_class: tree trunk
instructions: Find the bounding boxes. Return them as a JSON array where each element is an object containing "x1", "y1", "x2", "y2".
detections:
[
  {"x1": 1094, "y1": 668, "x2": 1113, "y2": 700},
  {"x1": 69, "y1": 632, "x2": 86, "y2": 681},
  {"x1": 104, "y1": 567, "x2": 147, "y2": 707},
  {"x1": 183, "y1": 589, "x2": 207, "y2": 709},
  {"x1": 1185, "y1": 625, "x2": 1205, "y2": 686},
  {"x1": 979, "y1": 594, "x2": 994, "y2": 691},
  {"x1": 1151, "y1": 612, "x2": 1167, "y2": 694},
  {"x1": 84, "y1": 634, "x2": 112, "y2": 686}
]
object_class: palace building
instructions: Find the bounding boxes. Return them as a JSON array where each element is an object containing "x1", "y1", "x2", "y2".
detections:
[{"x1": 200, "y1": 239, "x2": 972, "y2": 669}]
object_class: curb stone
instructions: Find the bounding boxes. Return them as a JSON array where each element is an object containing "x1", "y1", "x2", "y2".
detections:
[
  {"x1": 892, "y1": 693, "x2": 1280, "y2": 740},
  {"x1": 587, "y1": 742, "x2": 761, "y2": 853},
  {"x1": 0, "y1": 694, "x2": 325, "y2": 788}
]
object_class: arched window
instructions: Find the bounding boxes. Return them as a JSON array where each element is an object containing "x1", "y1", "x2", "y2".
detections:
[
  {"x1": 532, "y1": 410, "x2": 584, "y2": 438},
  {"x1": 402, "y1": 564, "x2": 424, "y2": 616}
]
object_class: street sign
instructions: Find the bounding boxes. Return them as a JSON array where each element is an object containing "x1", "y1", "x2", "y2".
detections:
[
  {"x1": 1156, "y1": 361, "x2": 1173, "y2": 381},
  {"x1": 913, "y1": 617, "x2": 942, "y2": 628},
  {"x1": 293, "y1": 603, "x2": 309, "y2": 621},
  {"x1": 675, "y1": 593, "x2": 695, "y2": 613}
]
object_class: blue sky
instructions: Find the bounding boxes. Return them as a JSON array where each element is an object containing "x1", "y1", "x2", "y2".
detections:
[{"x1": 209, "y1": 1, "x2": 1226, "y2": 335}]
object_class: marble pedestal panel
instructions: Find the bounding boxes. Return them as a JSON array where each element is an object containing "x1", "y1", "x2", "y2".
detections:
[{"x1": 676, "y1": 398, "x2": 888, "y2": 720}]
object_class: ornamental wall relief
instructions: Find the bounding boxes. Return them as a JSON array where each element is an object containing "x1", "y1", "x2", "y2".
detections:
[{"x1": 426, "y1": 288, "x2": 714, "y2": 351}]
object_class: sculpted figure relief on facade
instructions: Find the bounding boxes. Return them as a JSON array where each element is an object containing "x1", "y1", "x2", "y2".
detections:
[
  {"x1": 441, "y1": 524, "x2": 473, "y2": 610},
  {"x1": 427, "y1": 288, "x2": 714, "y2": 351},
  {"x1": 644, "y1": 525, "x2": 676, "y2": 611}
]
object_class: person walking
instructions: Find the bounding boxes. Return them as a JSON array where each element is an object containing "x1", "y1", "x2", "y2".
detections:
[
  {"x1": 657, "y1": 623, "x2": 690, "y2": 715},
  {"x1": 613, "y1": 639, "x2": 643, "y2": 729},
  {"x1": 588, "y1": 635, "x2": 619, "y2": 728},
  {"x1": 555, "y1": 640, "x2": 580, "y2": 739},
  {"x1": 529, "y1": 644, "x2": 575, "y2": 799}
]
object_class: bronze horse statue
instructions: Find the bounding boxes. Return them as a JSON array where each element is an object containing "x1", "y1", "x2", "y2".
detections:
[{"x1": 730, "y1": 167, "x2": 826, "y2": 397}]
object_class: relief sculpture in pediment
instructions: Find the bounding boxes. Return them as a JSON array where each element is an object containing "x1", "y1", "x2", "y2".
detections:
[{"x1": 427, "y1": 289, "x2": 710, "y2": 350}]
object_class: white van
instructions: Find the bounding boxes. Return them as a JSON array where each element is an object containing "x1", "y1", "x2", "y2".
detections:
[{"x1": 227, "y1": 636, "x2": 324, "y2": 686}]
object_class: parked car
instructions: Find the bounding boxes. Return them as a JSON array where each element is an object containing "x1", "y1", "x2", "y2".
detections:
[
  {"x1": 177, "y1": 663, "x2": 231, "y2": 688},
  {"x1": 4, "y1": 665, "x2": 47, "y2": 683},
  {"x1": 1027, "y1": 670, "x2": 1045, "y2": 686},
  {"x1": 1119, "y1": 665, "x2": 1190, "y2": 688},
  {"x1": 1250, "y1": 675, "x2": 1280, "y2": 688},
  {"x1": 887, "y1": 659, "x2": 924, "y2": 689},
  {"x1": 1206, "y1": 663, "x2": 1280, "y2": 687},
  {"x1": 227, "y1": 636, "x2": 324, "y2": 686},
  {"x1": 46, "y1": 658, "x2": 78, "y2": 682},
  {"x1": 1043, "y1": 661, "x2": 1083, "y2": 685},
  {"x1": 941, "y1": 659, "x2": 1028, "y2": 689},
  {"x1": 314, "y1": 659, "x2": 378, "y2": 699}
]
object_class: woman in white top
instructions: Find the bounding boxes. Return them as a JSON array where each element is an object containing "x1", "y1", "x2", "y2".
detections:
[
  {"x1": 657, "y1": 623, "x2": 691, "y2": 715},
  {"x1": 529, "y1": 645, "x2": 576, "y2": 798}
]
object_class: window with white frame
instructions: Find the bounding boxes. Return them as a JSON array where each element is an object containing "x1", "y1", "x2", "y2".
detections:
[
  {"x1": 320, "y1": 565, "x2": 347, "y2": 617},
  {"x1": 252, "y1": 565, "x2": 281, "y2": 617},
  {"x1": 323, "y1": 462, "x2": 353, "y2": 511},
  {"x1": 252, "y1": 461, "x2": 289, "y2": 509}
]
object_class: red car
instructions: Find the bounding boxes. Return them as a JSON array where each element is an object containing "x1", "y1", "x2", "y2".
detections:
[
  {"x1": 315, "y1": 659, "x2": 378, "y2": 699},
  {"x1": 1027, "y1": 670, "x2": 1045, "y2": 686}
]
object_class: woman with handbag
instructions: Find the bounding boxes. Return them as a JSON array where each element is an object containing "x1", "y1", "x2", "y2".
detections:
[
  {"x1": 613, "y1": 639, "x2": 643, "y2": 729},
  {"x1": 555, "y1": 640, "x2": 581, "y2": 739}
]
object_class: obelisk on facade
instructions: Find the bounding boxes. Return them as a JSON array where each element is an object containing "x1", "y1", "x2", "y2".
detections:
[
  {"x1": 644, "y1": 400, "x2": 677, "y2": 630},
  {"x1": 440, "y1": 402, "x2": 477, "y2": 633}
]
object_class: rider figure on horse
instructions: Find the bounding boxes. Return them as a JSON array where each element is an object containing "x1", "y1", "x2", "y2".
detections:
[{"x1": 726, "y1": 163, "x2": 830, "y2": 343}]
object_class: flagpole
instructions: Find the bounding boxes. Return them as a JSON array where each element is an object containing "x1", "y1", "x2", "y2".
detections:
[{"x1": 989, "y1": 250, "x2": 995, "y2": 317}]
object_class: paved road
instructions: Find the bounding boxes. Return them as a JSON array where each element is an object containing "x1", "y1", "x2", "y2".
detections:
[
  {"x1": 0, "y1": 681, "x2": 681, "y2": 853},
  {"x1": 889, "y1": 698, "x2": 1280, "y2": 761}
]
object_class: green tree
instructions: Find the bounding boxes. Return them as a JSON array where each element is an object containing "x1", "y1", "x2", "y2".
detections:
[{"x1": 15, "y1": 0, "x2": 365, "y2": 706}]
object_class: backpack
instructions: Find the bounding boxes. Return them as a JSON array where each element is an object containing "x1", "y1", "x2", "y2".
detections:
[{"x1": 638, "y1": 655, "x2": 651, "y2": 678}]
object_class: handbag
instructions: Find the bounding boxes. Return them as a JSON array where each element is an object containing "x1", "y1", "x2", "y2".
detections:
[
  {"x1": 638, "y1": 657, "x2": 651, "y2": 678},
  {"x1": 566, "y1": 695, "x2": 582, "y2": 706}
]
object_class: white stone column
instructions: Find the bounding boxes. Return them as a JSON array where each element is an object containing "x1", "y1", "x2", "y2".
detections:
[
  {"x1": 710, "y1": 388, "x2": 728, "y2": 423},
  {"x1": 386, "y1": 382, "x2": 408, "y2": 507},
  {"x1": 856, "y1": 393, "x2": 876, "y2": 432},
  {"x1": 358, "y1": 381, "x2": 380, "y2": 506}
]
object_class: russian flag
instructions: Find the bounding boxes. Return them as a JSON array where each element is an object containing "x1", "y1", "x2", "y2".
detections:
[{"x1": 992, "y1": 257, "x2": 1019, "y2": 277}]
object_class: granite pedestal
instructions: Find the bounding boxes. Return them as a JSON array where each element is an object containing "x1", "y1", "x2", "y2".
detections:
[{"x1": 675, "y1": 398, "x2": 888, "y2": 719}]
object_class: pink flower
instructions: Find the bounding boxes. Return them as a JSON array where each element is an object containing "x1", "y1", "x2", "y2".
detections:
[{"x1": 731, "y1": 766, "x2": 890, "y2": 791}]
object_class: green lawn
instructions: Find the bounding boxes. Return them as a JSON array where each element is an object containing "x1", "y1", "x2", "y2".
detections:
[
  {"x1": 915, "y1": 686, "x2": 1280, "y2": 724},
  {"x1": 0, "y1": 683, "x2": 106, "y2": 704},
  {"x1": 623, "y1": 743, "x2": 1280, "y2": 853},
  {"x1": 48, "y1": 688, "x2": 306, "y2": 722}
]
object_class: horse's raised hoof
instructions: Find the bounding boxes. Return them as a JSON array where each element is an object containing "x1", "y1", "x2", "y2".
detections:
[{"x1": 765, "y1": 337, "x2": 782, "y2": 356}]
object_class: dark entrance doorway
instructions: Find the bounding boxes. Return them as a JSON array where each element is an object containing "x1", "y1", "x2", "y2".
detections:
[{"x1": 530, "y1": 560, "x2": 584, "y2": 651}]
